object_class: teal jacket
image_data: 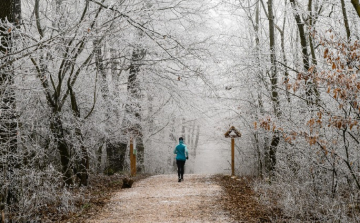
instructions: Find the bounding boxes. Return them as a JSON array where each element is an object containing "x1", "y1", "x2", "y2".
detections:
[{"x1": 174, "y1": 141, "x2": 188, "y2": 161}]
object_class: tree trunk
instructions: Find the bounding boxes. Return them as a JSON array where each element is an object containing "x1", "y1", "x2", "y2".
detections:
[
  {"x1": 280, "y1": 1, "x2": 290, "y2": 103},
  {"x1": 50, "y1": 114, "x2": 73, "y2": 185},
  {"x1": 351, "y1": 0, "x2": 360, "y2": 18},
  {"x1": 307, "y1": 0, "x2": 320, "y2": 103},
  {"x1": 95, "y1": 39, "x2": 111, "y2": 116},
  {"x1": 0, "y1": 0, "x2": 21, "y2": 220},
  {"x1": 254, "y1": 132, "x2": 263, "y2": 178},
  {"x1": 128, "y1": 48, "x2": 146, "y2": 172},
  {"x1": 193, "y1": 125, "x2": 200, "y2": 158},
  {"x1": 290, "y1": 0, "x2": 319, "y2": 105},
  {"x1": 116, "y1": 48, "x2": 146, "y2": 173},
  {"x1": 76, "y1": 130, "x2": 89, "y2": 186},
  {"x1": 106, "y1": 141, "x2": 126, "y2": 173},
  {"x1": 341, "y1": 0, "x2": 351, "y2": 40},
  {"x1": 136, "y1": 136, "x2": 145, "y2": 172},
  {"x1": 266, "y1": 0, "x2": 281, "y2": 176},
  {"x1": 254, "y1": 1, "x2": 265, "y2": 178},
  {"x1": 169, "y1": 118, "x2": 177, "y2": 171},
  {"x1": 268, "y1": 0, "x2": 280, "y2": 116},
  {"x1": 68, "y1": 76, "x2": 89, "y2": 186},
  {"x1": 95, "y1": 40, "x2": 126, "y2": 173}
]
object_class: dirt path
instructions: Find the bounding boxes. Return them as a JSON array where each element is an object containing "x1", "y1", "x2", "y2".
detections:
[{"x1": 89, "y1": 174, "x2": 235, "y2": 223}]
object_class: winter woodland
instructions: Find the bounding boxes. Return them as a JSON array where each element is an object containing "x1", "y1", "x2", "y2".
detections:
[{"x1": 1, "y1": 0, "x2": 360, "y2": 221}]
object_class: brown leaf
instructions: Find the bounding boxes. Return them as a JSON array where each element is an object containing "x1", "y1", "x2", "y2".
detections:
[{"x1": 324, "y1": 48, "x2": 329, "y2": 58}]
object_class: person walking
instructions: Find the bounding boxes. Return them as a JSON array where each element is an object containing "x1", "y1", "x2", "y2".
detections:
[{"x1": 174, "y1": 137, "x2": 188, "y2": 182}]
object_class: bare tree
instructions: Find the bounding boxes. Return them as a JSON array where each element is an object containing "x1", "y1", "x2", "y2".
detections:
[
  {"x1": 0, "y1": 0, "x2": 21, "y2": 220},
  {"x1": 289, "y1": 0, "x2": 319, "y2": 105}
]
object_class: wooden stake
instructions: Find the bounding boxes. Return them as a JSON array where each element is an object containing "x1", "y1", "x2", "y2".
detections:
[
  {"x1": 231, "y1": 138, "x2": 235, "y2": 176},
  {"x1": 130, "y1": 138, "x2": 136, "y2": 176},
  {"x1": 1, "y1": 210, "x2": 5, "y2": 223}
]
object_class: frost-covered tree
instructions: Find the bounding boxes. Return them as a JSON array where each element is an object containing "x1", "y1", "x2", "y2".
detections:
[{"x1": 0, "y1": 0, "x2": 21, "y2": 219}]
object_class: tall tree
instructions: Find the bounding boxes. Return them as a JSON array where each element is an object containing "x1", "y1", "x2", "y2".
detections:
[
  {"x1": 30, "y1": 0, "x2": 103, "y2": 185},
  {"x1": 0, "y1": 0, "x2": 21, "y2": 220},
  {"x1": 341, "y1": 0, "x2": 351, "y2": 40},
  {"x1": 289, "y1": 0, "x2": 319, "y2": 105},
  {"x1": 266, "y1": 0, "x2": 281, "y2": 175},
  {"x1": 94, "y1": 38, "x2": 122, "y2": 174},
  {"x1": 119, "y1": 47, "x2": 147, "y2": 172}
]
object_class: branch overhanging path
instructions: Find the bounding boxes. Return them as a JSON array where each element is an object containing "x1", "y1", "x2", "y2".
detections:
[{"x1": 88, "y1": 175, "x2": 234, "y2": 223}]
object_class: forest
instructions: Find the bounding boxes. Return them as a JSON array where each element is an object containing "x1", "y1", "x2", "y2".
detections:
[{"x1": 1, "y1": 0, "x2": 360, "y2": 222}]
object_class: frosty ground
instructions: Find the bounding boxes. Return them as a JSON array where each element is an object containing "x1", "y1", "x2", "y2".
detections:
[
  {"x1": 88, "y1": 175, "x2": 232, "y2": 222},
  {"x1": 70, "y1": 174, "x2": 278, "y2": 223}
]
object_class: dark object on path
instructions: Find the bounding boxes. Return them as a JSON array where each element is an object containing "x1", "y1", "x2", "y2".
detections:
[{"x1": 122, "y1": 178, "x2": 134, "y2": 188}]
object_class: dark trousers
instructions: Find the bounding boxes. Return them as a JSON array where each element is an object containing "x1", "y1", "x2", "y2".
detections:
[{"x1": 176, "y1": 160, "x2": 185, "y2": 179}]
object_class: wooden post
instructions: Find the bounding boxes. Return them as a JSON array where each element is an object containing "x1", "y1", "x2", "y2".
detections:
[
  {"x1": 2, "y1": 210, "x2": 5, "y2": 223},
  {"x1": 225, "y1": 126, "x2": 241, "y2": 177},
  {"x1": 130, "y1": 137, "x2": 136, "y2": 176},
  {"x1": 231, "y1": 138, "x2": 235, "y2": 176}
]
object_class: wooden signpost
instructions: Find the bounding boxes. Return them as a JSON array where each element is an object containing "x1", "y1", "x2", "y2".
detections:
[
  {"x1": 130, "y1": 137, "x2": 137, "y2": 176},
  {"x1": 126, "y1": 128, "x2": 141, "y2": 177},
  {"x1": 224, "y1": 126, "x2": 241, "y2": 176}
]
